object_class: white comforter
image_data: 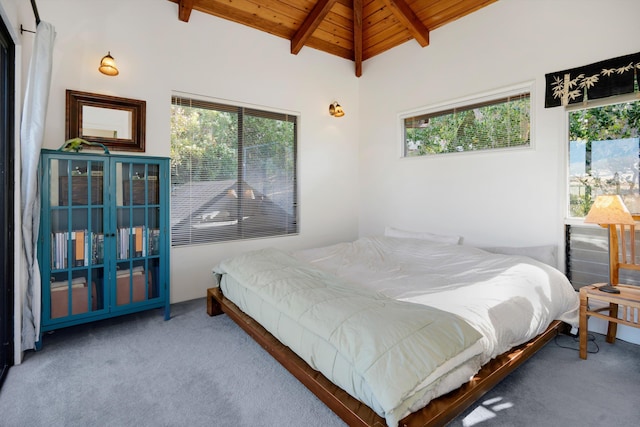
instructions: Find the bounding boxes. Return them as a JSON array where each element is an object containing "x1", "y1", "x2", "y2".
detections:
[{"x1": 293, "y1": 236, "x2": 580, "y2": 363}]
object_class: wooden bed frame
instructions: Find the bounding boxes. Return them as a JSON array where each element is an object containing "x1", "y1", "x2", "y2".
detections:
[{"x1": 206, "y1": 286, "x2": 568, "y2": 427}]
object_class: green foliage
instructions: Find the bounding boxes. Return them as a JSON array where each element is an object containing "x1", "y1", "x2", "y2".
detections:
[
  {"x1": 170, "y1": 105, "x2": 238, "y2": 184},
  {"x1": 569, "y1": 101, "x2": 640, "y2": 142},
  {"x1": 405, "y1": 97, "x2": 530, "y2": 156},
  {"x1": 170, "y1": 104, "x2": 296, "y2": 188},
  {"x1": 243, "y1": 115, "x2": 295, "y2": 177}
]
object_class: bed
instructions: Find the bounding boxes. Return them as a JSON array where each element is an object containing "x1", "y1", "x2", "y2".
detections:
[{"x1": 208, "y1": 235, "x2": 579, "y2": 426}]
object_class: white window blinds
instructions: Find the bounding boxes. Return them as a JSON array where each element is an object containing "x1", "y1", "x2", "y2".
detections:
[{"x1": 402, "y1": 85, "x2": 531, "y2": 156}]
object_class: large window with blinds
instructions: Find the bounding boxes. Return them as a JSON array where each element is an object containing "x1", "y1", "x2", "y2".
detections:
[
  {"x1": 566, "y1": 96, "x2": 640, "y2": 288},
  {"x1": 401, "y1": 83, "x2": 532, "y2": 157},
  {"x1": 170, "y1": 96, "x2": 298, "y2": 246}
]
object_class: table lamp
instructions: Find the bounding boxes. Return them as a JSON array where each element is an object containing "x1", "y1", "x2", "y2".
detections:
[{"x1": 584, "y1": 194, "x2": 635, "y2": 293}]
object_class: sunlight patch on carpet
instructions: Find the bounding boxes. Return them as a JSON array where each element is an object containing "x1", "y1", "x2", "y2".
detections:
[{"x1": 462, "y1": 396, "x2": 515, "y2": 426}]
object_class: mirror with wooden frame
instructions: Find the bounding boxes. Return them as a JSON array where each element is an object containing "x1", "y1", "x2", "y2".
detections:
[{"x1": 66, "y1": 90, "x2": 146, "y2": 152}]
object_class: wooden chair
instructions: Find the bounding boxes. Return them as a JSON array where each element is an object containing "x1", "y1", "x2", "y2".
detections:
[
  {"x1": 579, "y1": 216, "x2": 640, "y2": 359},
  {"x1": 608, "y1": 215, "x2": 640, "y2": 285}
]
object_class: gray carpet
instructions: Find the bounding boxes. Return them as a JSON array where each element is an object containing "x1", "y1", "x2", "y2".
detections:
[{"x1": 0, "y1": 298, "x2": 639, "y2": 427}]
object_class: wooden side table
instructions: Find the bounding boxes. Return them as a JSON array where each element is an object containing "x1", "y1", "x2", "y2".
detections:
[{"x1": 579, "y1": 283, "x2": 640, "y2": 359}]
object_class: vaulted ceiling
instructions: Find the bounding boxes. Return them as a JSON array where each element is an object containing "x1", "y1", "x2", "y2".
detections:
[{"x1": 170, "y1": 0, "x2": 497, "y2": 77}]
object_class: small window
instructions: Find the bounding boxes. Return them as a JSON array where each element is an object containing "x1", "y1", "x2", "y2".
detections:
[
  {"x1": 170, "y1": 96, "x2": 298, "y2": 246},
  {"x1": 401, "y1": 84, "x2": 532, "y2": 157}
]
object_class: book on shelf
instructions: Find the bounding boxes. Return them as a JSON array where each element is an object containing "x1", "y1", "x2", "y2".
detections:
[
  {"x1": 50, "y1": 227, "x2": 157, "y2": 265},
  {"x1": 51, "y1": 232, "x2": 68, "y2": 269},
  {"x1": 117, "y1": 228, "x2": 129, "y2": 259},
  {"x1": 92, "y1": 233, "x2": 104, "y2": 264},
  {"x1": 148, "y1": 228, "x2": 160, "y2": 255},
  {"x1": 51, "y1": 230, "x2": 104, "y2": 269},
  {"x1": 134, "y1": 226, "x2": 143, "y2": 257},
  {"x1": 74, "y1": 230, "x2": 85, "y2": 267},
  {"x1": 118, "y1": 226, "x2": 156, "y2": 259}
]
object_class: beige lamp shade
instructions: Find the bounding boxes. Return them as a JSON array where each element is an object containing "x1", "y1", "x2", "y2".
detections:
[{"x1": 584, "y1": 195, "x2": 635, "y2": 225}]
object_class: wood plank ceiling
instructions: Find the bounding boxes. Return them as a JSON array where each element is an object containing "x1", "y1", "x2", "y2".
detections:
[{"x1": 171, "y1": 0, "x2": 497, "y2": 77}]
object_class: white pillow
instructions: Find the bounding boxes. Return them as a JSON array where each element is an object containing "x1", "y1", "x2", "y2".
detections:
[
  {"x1": 481, "y1": 245, "x2": 557, "y2": 267},
  {"x1": 384, "y1": 226, "x2": 462, "y2": 245}
]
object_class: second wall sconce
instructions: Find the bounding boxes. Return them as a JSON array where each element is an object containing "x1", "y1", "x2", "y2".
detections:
[
  {"x1": 99, "y1": 51, "x2": 119, "y2": 76},
  {"x1": 329, "y1": 102, "x2": 345, "y2": 117}
]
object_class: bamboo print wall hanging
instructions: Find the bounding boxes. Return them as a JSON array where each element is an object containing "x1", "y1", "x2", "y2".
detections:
[{"x1": 545, "y1": 51, "x2": 640, "y2": 108}]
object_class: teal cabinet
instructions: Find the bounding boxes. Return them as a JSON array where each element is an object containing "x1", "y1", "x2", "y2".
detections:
[{"x1": 38, "y1": 150, "x2": 170, "y2": 346}]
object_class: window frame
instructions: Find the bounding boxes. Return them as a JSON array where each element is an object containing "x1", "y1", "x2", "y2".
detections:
[
  {"x1": 170, "y1": 93, "x2": 299, "y2": 246},
  {"x1": 564, "y1": 93, "x2": 640, "y2": 289},
  {"x1": 398, "y1": 81, "x2": 535, "y2": 158}
]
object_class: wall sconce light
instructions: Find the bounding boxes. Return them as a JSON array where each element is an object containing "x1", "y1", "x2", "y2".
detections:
[
  {"x1": 98, "y1": 51, "x2": 119, "y2": 76},
  {"x1": 329, "y1": 102, "x2": 345, "y2": 117}
]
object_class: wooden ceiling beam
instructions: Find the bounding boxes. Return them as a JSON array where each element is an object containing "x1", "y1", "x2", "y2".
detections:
[
  {"x1": 353, "y1": 0, "x2": 363, "y2": 77},
  {"x1": 304, "y1": 37, "x2": 353, "y2": 61},
  {"x1": 379, "y1": 0, "x2": 430, "y2": 47},
  {"x1": 177, "y1": 0, "x2": 194, "y2": 22},
  {"x1": 172, "y1": 0, "x2": 298, "y2": 40},
  {"x1": 291, "y1": 0, "x2": 338, "y2": 55},
  {"x1": 171, "y1": 0, "x2": 496, "y2": 76}
]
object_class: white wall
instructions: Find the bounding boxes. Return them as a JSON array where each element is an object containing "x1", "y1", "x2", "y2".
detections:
[
  {"x1": 358, "y1": 0, "x2": 640, "y2": 253},
  {"x1": 10, "y1": 0, "x2": 360, "y2": 303}
]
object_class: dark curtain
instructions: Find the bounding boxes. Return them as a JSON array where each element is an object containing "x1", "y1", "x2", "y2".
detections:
[
  {"x1": 0, "y1": 10, "x2": 15, "y2": 387},
  {"x1": 545, "y1": 51, "x2": 640, "y2": 108}
]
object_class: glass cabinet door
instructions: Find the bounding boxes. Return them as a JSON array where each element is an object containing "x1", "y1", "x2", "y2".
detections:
[
  {"x1": 113, "y1": 161, "x2": 162, "y2": 307},
  {"x1": 45, "y1": 157, "x2": 106, "y2": 320}
]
